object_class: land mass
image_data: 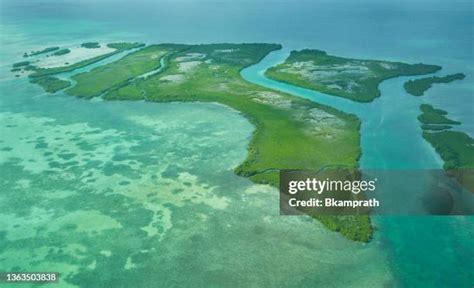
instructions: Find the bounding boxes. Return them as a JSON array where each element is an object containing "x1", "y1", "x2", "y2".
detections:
[
  {"x1": 23, "y1": 46, "x2": 60, "y2": 57},
  {"x1": 265, "y1": 49, "x2": 441, "y2": 102},
  {"x1": 28, "y1": 42, "x2": 145, "y2": 78},
  {"x1": 22, "y1": 42, "x2": 372, "y2": 242},
  {"x1": 417, "y1": 104, "x2": 474, "y2": 193},
  {"x1": 418, "y1": 104, "x2": 461, "y2": 126},
  {"x1": 81, "y1": 42, "x2": 101, "y2": 49},
  {"x1": 404, "y1": 73, "x2": 465, "y2": 96},
  {"x1": 30, "y1": 76, "x2": 71, "y2": 93},
  {"x1": 52, "y1": 48, "x2": 71, "y2": 56}
]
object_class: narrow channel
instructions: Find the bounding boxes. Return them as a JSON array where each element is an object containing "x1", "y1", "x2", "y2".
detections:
[{"x1": 241, "y1": 48, "x2": 474, "y2": 287}]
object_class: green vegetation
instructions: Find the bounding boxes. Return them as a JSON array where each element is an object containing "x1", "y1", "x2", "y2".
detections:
[
  {"x1": 107, "y1": 42, "x2": 145, "y2": 50},
  {"x1": 423, "y1": 131, "x2": 474, "y2": 169},
  {"x1": 418, "y1": 104, "x2": 461, "y2": 125},
  {"x1": 404, "y1": 73, "x2": 465, "y2": 96},
  {"x1": 29, "y1": 42, "x2": 145, "y2": 78},
  {"x1": 81, "y1": 42, "x2": 100, "y2": 48},
  {"x1": 421, "y1": 124, "x2": 452, "y2": 131},
  {"x1": 66, "y1": 44, "x2": 182, "y2": 98},
  {"x1": 12, "y1": 61, "x2": 30, "y2": 68},
  {"x1": 30, "y1": 76, "x2": 71, "y2": 93},
  {"x1": 423, "y1": 129, "x2": 474, "y2": 193},
  {"x1": 265, "y1": 49, "x2": 441, "y2": 102},
  {"x1": 23, "y1": 46, "x2": 59, "y2": 57},
  {"x1": 41, "y1": 43, "x2": 370, "y2": 241},
  {"x1": 417, "y1": 104, "x2": 474, "y2": 193},
  {"x1": 52, "y1": 48, "x2": 70, "y2": 56},
  {"x1": 23, "y1": 65, "x2": 36, "y2": 71}
]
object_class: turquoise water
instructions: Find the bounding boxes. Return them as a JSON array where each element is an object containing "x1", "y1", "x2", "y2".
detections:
[{"x1": 1, "y1": 0, "x2": 473, "y2": 287}]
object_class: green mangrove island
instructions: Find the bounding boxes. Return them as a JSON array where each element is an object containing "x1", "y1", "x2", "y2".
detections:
[
  {"x1": 418, "y1": 104, "x2": 461, "y2": 126},
  {"x1": 265, "y1": 49, "x2": 441, "y2": 102},
  {"x1": 81, "y1": 42, "x2": 101, "y2": 48},
  {"x1": 23, "y1": 46, "x2": 59, "y2": 57},
  {"x1": 404, "y1": 73, "x2": 466, "y2": 96},
  {"x1": 417, "y1": 104, "x2": 474, "y2": 192},
  {"x1": 27, "y1": 42, "x2": 144, "y2": 78},
  {"x1": 52, "y1": 48, "x2": 71, "y2": 56},
  {"x1": 19, "y1": 42, "x2": 373, "y2": 242}
]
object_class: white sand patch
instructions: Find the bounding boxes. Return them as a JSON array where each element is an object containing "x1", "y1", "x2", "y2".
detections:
[
  {"x1": 124, "y1": 257, "x2": 137, "y2": 270},
  {"x1": 308, "y1": 108, "x2": 345, "y2": 126},
  {"x1": 159, "y1": 74, "x2": 184, "y2": 83},
  {"x1": 305, "y1": 108, "x2": 346, "y2": 138},
  {"x1": 175, "y1": 53, "x2": 206, "y2": 62},
  {"x1": 177, "y1": 60, "x2": 200, "y2": 72},
  {"x1": 217, "y1": 83, "x2": 229, "y2": 90},
  {"x1": 215, "y1": 49, "x2": 236, "y2": 53},
  {"x1": 379, "y1": 62, "x2": 397, "y2": 70},
  {"x1": 252, "y1": 91, "x2": 292, "y2": 109},
  {"x1": 36, "y1": 45, "x2": 115, "y2": 68}
]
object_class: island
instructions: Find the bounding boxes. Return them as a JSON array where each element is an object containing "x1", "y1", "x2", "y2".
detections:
[
  {"x1": 52, "y1": 48, "x2": 71, "y2": 56},
  {"x1": 418, "y1": 104, "x2": 461, "y2": 126},
  {"x1": 416, "y1": 104, "x2": 474, "y2": 193},
  {"x1": 81, "y1": 42, "x2": 101, "y2": 48},
  {"x1": 23, "y1": 46, "x2": 60, "y2": 57},
  {"x1": 27, "y1": 42, "x2": 145, "y2": 77},
  {"x1": 12, "y1": 60, "x2": 30, "y2": 68},
  {"x1": 404, "y1": 73, "x2": 466, "y2": 96},
  {"x1": 21, "y1": 42, "x2": 371, "y2": 242},
  {"x1": 265, "y1": 49, "x2": 441, "y2": 102}
]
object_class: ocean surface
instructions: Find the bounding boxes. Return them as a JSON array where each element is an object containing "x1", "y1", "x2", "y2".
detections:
[{"x1": 0, "y1": 0, "x2": 473, "y2": 287}]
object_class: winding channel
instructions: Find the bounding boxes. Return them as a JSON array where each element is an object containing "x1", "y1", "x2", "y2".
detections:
[
  {"x1": 241, "y1": 47, "x2": 442, "y2": 170},
  {"x1": 241, "y1": 47, "x2": 474, "y2": 286}
]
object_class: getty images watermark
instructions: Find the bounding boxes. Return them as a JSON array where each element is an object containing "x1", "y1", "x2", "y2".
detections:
[
  {"x1": 280, "y1": 168, "x2": 474, "y2": 216},
  {"x1": 287, "y1": 176, "x2": 379, "y2": 209}
]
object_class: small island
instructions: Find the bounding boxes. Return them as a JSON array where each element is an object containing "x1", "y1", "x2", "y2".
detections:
[
  {"x1": 11, "y1": 61, "x2": 36, "y2": 74},
  {"x1": 12, "y1": 60, "x2": 30, "y2": 68},
  {"x1": 418, "y1": 104, "x2": 461, "y2": 126},
  {"x1": 23, "y1": 46, "x2": 59, "y2": 57},
  {"x1": 265, "y1": 49, "x2": 441, "y2": 102},
  {"x1": 27, "y1": 42, "x2": 145, "y2": 78},
  {"x1": 417, "y1": 103, "x2": 474, "y2": 193},
  {"x1": 81, "y1": 42, "x2": 101, "y2": 48},
  {"x1": 404, "y1": 73, "x2": 466, "y2": 96},
  {"x1": 52, "y1": 48, "x2": 71, "y2": 56}
]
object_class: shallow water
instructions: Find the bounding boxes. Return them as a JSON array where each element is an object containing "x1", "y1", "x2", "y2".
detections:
[{"x1": 0, "y1": 0, "x2": 473, "y2": 287}]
